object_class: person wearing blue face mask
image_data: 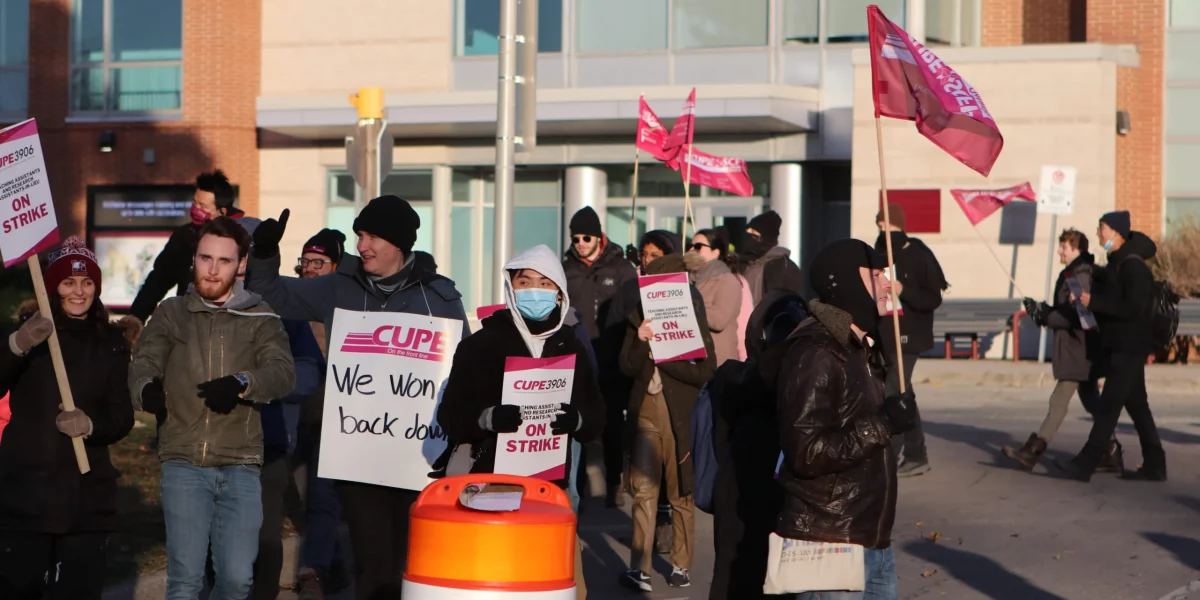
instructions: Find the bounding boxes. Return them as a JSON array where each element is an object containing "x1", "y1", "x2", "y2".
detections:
[{"x1": 438, "y1": 245, "x2": 606, "y2": 598}]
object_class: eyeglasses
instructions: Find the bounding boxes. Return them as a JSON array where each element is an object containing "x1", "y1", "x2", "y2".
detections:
[
  {"x1": 690, "y1": 242, "x2": 711, "y2": 252},
  {"x1": 572, "y1": 235, "x2": 594, "y2": 244},
  {"x1": 297, "y1": 257, "x2": 330, "y2": 270}
]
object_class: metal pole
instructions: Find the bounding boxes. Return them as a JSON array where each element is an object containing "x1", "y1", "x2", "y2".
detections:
[
  {"x1": 1037, "y1": 214, "x2": 1057, "y2": 363},
  {"x1": 493, "y1": 0, "x2": 518, "y2": 303},
  {"x1": 515, "y1": 0, "x2": 538, "y2": 153},
  {"x1": 364, "y1": 119, "x2": 384, "y2": 200}
]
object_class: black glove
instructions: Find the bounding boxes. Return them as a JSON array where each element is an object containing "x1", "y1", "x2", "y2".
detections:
[
  {"x1": 880, "y1": 391, "x2": 917, "y2": 435},
  {"x1": 197, "y1": 375, "x2": 247, "y2": 414},
  {"x1": 488, "y1": 404, "x2": 523, "y2": 433},
  {"x1": 252, "y1": 209, "x2": 290, "y2": 259},
  {"x1": 141, "y1": 378, "x2": 167, "y2": 415},
  {"x1": 1022, "y1": 298, "x2": 1048, "y2": 327},
  {"x1": 550, "y1": 403, "x2": 580, "y2": 436},
  {"x1": 624, "y1": 244, "x2": 640, "y2": 266}
]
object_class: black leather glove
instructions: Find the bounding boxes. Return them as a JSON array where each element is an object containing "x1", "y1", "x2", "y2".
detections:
[
  {"x1": 880, "y1": 391, "x2": 917, "y2": 435},
  {"x1": 197, "y1": 375, "x2": 246, "y2": 414},
  {"x1": 486, "y1": 404, "x2": 523, "y2": 434},
  {"x1": 141, "y1": 377, "x2": 167, "y2": 415},
  {"x1": 550, "y1": 403, "x2": 581, "y2": 436},
  {"x1": 1022, "y1": 297, "x2": 1048, "y2": 327},
  {"x1": 625, "y1": 244, "x2": 641, "y2": 266},
  {"x1": 252, "y1": 208, "x2": 290, "y2": 259}
]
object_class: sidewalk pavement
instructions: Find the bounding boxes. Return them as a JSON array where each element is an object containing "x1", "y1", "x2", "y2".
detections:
[{"x1": 914, "y1": 358, "x2": 1200, "y2": 394}]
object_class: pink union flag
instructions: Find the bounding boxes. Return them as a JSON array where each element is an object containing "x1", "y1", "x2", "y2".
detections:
[
  {"x1": 636, "y1": 96, "x2": 675, "y2": 162},
  {"x1": 950, "y1": 182, "x2": 1036, "y2": 226},
  {"x1": 679, "y1": 147, "x2": 754, "y2": 197},
  {"x1": 662, "y1": 88, "x2": 696, "y2": 153},
  {"x1": 868, "y1": 5, "x2": 1004, "y2": 176}
]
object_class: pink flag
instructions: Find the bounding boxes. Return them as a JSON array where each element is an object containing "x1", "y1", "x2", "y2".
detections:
[
  {"x1": 950, "y1": 182, "x2": 1035, "y2": 226},
  {"x1": 868, "y1": 5, "x2": 1004, "y2": 176},
  {"x1": 678, "y1": 147, "x2": 754, "y2": 197},
  {"x1": 636, "y1": 96, "x2": 674, "y2": 162},
  {"x1": 662, "y1": 88, "x2": 696, "y2": 153}
]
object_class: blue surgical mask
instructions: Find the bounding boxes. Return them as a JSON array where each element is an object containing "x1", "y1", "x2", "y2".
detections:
[
  {"x1": 515, "y1": 288, "x2": 558, "y2": 321},
  {"x1": 1103, "y1": 239, "x2": 1114, "y2": 252}
]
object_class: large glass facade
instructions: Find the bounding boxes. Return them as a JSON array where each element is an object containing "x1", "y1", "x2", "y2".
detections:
[
  {"x1": 828, "y1": 0, "x2": 904, "y2": 43},
  {"x1": 326, "y1": 170, "x2": 434, "y2": 256},
  {"x1": 673, "y1": 0, "x2": 768, "y2": 49},
  {"x1": 457, "y1": 0, "x2": 563, "y2": 56},
  {"x1": 0, "y1": 0, "x2": 28, "y2": 113},
  {"x1": 576, "y1": 0, "x2": 667, "y2": 52},
  {"x1": 70, "y1": 0, "x2": 182, "y2": 114},
  {"x1": 782, "y1": 0, "x2": 819, "y2": 44},
  {"x1": 1166, "y1": 2, "x2": 1200, "y2": 234}
]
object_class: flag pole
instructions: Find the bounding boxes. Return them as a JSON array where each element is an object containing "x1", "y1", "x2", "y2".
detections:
[
  {"x1": 967, "y1": 222, "x2": 1026, "y2": 297},
  {"x1": 631, "y1": 147, "x2": 641, "y2": 246},
  {"x1": 875, "y1": 118, "x2": 907, "y2": 394},
  {"x1": 683, "y1": 144, "x2": 697, "y2": 241}
]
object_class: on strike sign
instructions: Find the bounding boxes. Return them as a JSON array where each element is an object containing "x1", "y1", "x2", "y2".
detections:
[
  {"x1": 318, "y1": 308, "x2": 463, "y2": 491},
  {"x1": 494, "y1": 355, "x2": 575, "y2": 481},
  {"x1": 639, "y1": 273, "x2": 707, "y2": 363},
  {"x1": 0, "y1": 119, "x2": 58, "y2": 266}
]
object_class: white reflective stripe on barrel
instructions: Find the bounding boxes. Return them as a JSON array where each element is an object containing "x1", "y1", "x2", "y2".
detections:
[{"x1": 402, "y1": 580, "x2": 576, "y2": 599}]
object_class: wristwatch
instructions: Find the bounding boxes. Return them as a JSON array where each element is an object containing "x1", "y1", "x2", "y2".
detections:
[{"x1": 234, "y1": 372, "x2": 251, "y2": 395}]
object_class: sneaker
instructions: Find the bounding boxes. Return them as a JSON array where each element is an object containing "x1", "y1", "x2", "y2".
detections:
[
  {"x1": 897, "y1": 458, "x2": 931, "y2": 478},
  {"x1": 669, "y1": 566, "x2": 691, "y2": 588},
  {"x1": 620, "y1": 569, "x2": 653, "y2": 592}
]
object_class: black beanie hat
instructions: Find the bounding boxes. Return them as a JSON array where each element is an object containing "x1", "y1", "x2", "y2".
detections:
[
  {"x1": 748, "y1": 211, "x2": 783, "y2": 245},
  {"x1": 352, "y1": 195, "x2": 420, "y2": 253},
  {"x1": 810, "y1": 239, "x2": 889, "y2": 337},
  {"x1": 640, "y1": 229, "x2": 680, "y2": 256},
  {"x1": 303, "y1": 228, "x2": 347, "y2": 264},
  {"x1": 569, "y1": 206, "x2": 603, "y2": 237},
  {"x1": 1099, "y1": 210, "x2": 1131, "y2": 240}
]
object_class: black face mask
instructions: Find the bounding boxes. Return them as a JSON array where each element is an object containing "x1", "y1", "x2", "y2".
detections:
[
  {"x1": 742, "y1": 236, "x2": 772, "y2": 260},
  {"x1": 874, "y1": 231, "x2": 909, "y2": 255},
  {"x1": 812, "y1": 256, "x2": 882, "y2": 339}
]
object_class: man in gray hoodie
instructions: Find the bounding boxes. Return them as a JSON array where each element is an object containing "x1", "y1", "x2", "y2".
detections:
[{"x1": 245, "y1": 194, "x2": 469, "y2": 600}]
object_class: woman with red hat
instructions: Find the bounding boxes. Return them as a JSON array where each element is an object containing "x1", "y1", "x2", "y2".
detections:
[{"x1": 0, "y1": 236, "x2": 138, "y2": 599}]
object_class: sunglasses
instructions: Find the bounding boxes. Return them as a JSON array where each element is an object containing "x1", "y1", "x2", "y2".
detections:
[
  {"x1": 572, "y1": 235, "x2": 594, "y2": 244},
  {"x1": 297, "y1": 257, "x2": 330, "y2": 269},
  {"x1": 690, "y1": 242, "x2": 711, "y2": 251}
]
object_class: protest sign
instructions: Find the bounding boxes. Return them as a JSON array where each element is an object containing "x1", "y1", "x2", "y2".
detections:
[
  {"x1": 0, "y1": 119, "x2": 59, "y2": 267},
  {"x1": 318, "y1": 308, "x2": 462, "y2": 491},
  {"x1": 494, "y1": 355, "x2": 575, "y2": 481},
  {"x1": 639, "y1": 273, "x2": 707, "y2": 363},
  {"x1": 1065, "y1": 276, "x2": 1098, "y2": 331}
]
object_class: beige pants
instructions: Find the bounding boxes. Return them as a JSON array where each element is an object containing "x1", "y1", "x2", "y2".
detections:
[
  {"x1": 629, "y1": 393, "x2": 695, "y2": 572},
  {"x1": 575, "y1": 536, "x2": 587, "y2": 599}
]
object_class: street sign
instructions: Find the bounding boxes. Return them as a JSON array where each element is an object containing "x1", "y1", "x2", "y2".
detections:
[
  {"x1": 346, "y1": 120, "x2": 394, "y2": 190},
  {"x1": 1037, "y1": 165, "x2": 1076, "y2": 215}
]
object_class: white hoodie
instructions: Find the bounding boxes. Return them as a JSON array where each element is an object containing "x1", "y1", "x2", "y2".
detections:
[{"x1": 502, "y1": 244, "x2": 571, "y2": 359}]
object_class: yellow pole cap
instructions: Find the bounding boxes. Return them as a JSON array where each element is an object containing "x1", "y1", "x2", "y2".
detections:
[{"x1": 349, "y1": 87, "x2": 385, "y2": 120}]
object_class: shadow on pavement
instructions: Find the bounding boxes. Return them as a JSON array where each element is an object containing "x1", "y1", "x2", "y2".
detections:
[
  {"x1": 1116, "y1": 423, "x2": 1200, "y2": 445},
  {"x1": 578, "y1": 497, "x2": 675, "y2": 594},
  {"x1": 1143, "y1": 532, "x2": 1200, "y2": 571},
  {"x1": 921, "y1": 420, "x2": 1077, "y2": 476},
  {"x1": 903, "y1": 540, "x2": 1068, "y2": 600},
  {"x1": 1174, "y1": 495, "x2": 1200, "y2": 515}
]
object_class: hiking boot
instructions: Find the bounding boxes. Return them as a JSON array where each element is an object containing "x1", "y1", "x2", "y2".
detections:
[
  {"x1": 1053, "y1": 457, "x2": 1092, "y2": 482},
  {"x1": 620, "y1": 570, "x2": 653, "y2": 592},
  {"x1": 605, "y1": 484, "x2": 625, "y2": 509},
  {"x1": 1002, "y1": 433, "x2": 1047, "y2": 470},
  {"x1": 296, "y1": 570, "x2": 324, "y2": 600},
  {"x1": 669, "y1": 566, "x2": 691, "y2": 588},
  {"x1": 1096, "y1": 438, "x2": 1124, "y2": 473},
  {"x1": 897, "y1": 458, "x2": 931, "y2": 478}
]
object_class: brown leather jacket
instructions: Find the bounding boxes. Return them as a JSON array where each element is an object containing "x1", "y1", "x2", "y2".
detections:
[{"x1": 767, "y1": 301, "x2": 897, "y2": 549}]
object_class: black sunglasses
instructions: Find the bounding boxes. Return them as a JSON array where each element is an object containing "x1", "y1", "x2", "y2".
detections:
[
  {"x1": 572, "y1": 235, "x2": 594, "y2": 244},
  {"x1": 690, "y1": 242, "x2": 711, "y2": 251}
]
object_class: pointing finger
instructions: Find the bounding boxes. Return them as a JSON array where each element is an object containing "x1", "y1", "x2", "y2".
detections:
[{"x1": 278, "y1": 208, "x2": 290, "y2": 229}]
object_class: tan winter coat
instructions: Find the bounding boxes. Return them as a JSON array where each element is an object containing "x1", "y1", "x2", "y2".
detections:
[{"x1": 689, "y1": 256, "x2": 743, "y2": 366}]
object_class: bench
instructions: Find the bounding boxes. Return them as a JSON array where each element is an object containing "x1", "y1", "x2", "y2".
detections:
[
  {"x1": 932, "y1": 299, "x2": 1024, "y2": 360},
  {"x1": 1178, "y1": 299, "x2": 1200, "y2": 337}
]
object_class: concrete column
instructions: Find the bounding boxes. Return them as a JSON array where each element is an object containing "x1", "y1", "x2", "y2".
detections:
[
  {"x1": 431, "y1": 165, "x2": 453, "y2": 276},
  {"x1": 564, "y1": 166, "x2": 607, "y2": 245},
  {"x1": 907, "y1": 0, "x2": 926, "y2": 45},
  {"x1": 770, "y1": 163, "x2": 802, "y2": 264}
]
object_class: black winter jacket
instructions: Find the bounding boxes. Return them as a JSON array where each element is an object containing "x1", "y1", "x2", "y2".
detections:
[
  {"x1": 437, "y1": 309, "x2": 606, "y2": 490},
  {"x1": 772, "y1": 301, "x2": 896, "y2": 549},
  {"x1": 874, "y1": 235, "x2": 946, "y2": 356},
  {"x1": 563, "y1": 239, "x2": 637, "y2": 341},
  {"x1": 0, "y1": 315, "x2": 135, "y2": 534},
  {"x1": 1045, "y1": 254, "x2": 1100, "y2": 382},
  {"x1": 1090, "y1": 232, "x2": 1157, "y2": 355}
]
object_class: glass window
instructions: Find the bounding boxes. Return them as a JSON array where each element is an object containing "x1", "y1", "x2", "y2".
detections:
[
  {"x1": 458, "y1": 0, "x2": 562, "y2": 56},
  {"x1": 382, "y1": 170, "x2": 435, "y2": 202},
  {"x1": 925, "y1": 0, "x2": 956, "y2": 45},
  {"x1": 1167, "y1": 88, "x2": 1200, "y2": 137},
  {"x1": 1168, "y1": 32, "x2": 1200, "y2": 81},
  {"x1": 829, "y1": 0, "x2": 904, "y2": 43},
  {"x1": 1166, "y1": 197, "x2": 1200, "y2": 237},
  {"x1": 577, "y1": 0, "x2": 667, "y2": 52},
  {"x1": 782, "y1": 0, "x2": 819, "y2": 44},
  {"x1": 450, "y1": 205, "x2": 476, "y2": 307},
  {"x1": 606, "y1": 207, "x2": 647, "y2": 251},
  {"x1": 673, "y1": 0, "x2": 768, "y2": 50},
  {"x1": 1167, "y1": 143, "x2": 1200, "y2": 194},
  {"x1": 1171, "y1": 0, "x2": 1200, "y2": 27},
  {"x1": 70, "y1": 0, "x2": 182, "y2": 114},
  {"x1": 1, "y1": 0, "x2": 29, "y2": 113},
  {"x1": 514, "y1": 206, "x2": 560, "y2": 255}
]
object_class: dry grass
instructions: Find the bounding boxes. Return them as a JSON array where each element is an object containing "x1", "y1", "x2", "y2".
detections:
[
  {"x1": 107, "y1": 412, "x2": 167, "y2": 584},
  {"x1": 1155, "y1": 219, "x2": 1200, "y2": 298}
]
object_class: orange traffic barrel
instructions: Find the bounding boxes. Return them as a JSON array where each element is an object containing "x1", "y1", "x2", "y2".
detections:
[{"x1": 403, "y1": 474, "x2": 577, "y2": 599}]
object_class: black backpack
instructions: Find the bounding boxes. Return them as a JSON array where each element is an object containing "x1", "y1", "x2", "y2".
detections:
[{"x1": 1121, "y1": 256, "x2": 1181, "y2": 350}]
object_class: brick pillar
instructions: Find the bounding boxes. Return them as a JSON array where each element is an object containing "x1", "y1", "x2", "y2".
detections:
[
  {"x1": 981, "y1": 0, "x2": 1023, "y2": 46},
  {"x1": 1023, "y1": 0, "x2": 1073, "y2": 44},
  {"x1": 1090, "y1": 0, "x2": 1166, "y2": 239}
]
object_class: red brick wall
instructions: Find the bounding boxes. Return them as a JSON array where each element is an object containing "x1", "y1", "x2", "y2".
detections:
[
  {"x1": 25, "y1": 0, "x2": 260, "y2": 240},
  {"x1": 983, "y1": 0, "x2": 1083, "y2": 45},
  {"x1": 982, "y1": 0, "x2": 1024, "y2": 46},
  {"x1": 1090, "y1": 0, "x2": 1165, "y2": 239},
  {"x1": 1023, "y1": 0, "x2": 1073, "y2": 43}
]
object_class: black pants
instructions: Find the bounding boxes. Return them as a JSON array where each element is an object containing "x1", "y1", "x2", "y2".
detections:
[
  {"x1": 602, "y1": 394, "x2": 626, "y2": 487},
  {"x1": 886, "y1": 353, "x2": 927, "y2": 461},
  {"x1": 339, "y1": 482, "x2": 419, "y2": 600},
  {"x1": 252, "y1": 450, "x2": 291, "y2": 600},
  {"x1": 0, "y1": 531, "x2": 108, "y2": 600},
  {"x1": 1075, "y1": 352, "x2": 1165, "y2": 474}
]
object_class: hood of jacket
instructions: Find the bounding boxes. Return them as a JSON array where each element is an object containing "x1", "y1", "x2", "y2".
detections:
[
  {"x1": 1110, "y1": 231, "x2": 1157, "y2": 263},
  {"x1": 751, "y1": 245, "x2": 793, "y2": 266},
  {"x1": 503, "y1": 245, "x2": 571, "y2": 358},
  {"x1": 745, "y1": 289, "x2": 808, "y2": 360},
  {"x1": 184, "y1": 280, "x2": 270, "y2": 314}
]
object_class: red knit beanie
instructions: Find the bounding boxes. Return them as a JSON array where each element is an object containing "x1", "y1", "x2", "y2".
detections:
[{"x1": 44, "y1": 236, "x2": 102, "y2": 296}]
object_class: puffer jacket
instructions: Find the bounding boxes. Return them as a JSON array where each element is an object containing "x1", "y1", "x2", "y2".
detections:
[
  {"x1": 769, "y1": 301, "x2": 896, "y2": 549},
  {"x1": 563, "y1": 237, "x2": 637, "y2": 341},
  {"x1": 129, "y1": 282, "x2": 297, "y2": 467}
]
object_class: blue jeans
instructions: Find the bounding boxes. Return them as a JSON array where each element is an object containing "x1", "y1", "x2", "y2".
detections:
[
  {"x1": 795, "y1": 547, "x2": 898, "y2": 600},
  {"x1": 161, "y1": 460, "x2": 264, "y2": 600},
  {"x1": 567, "y1": 440, "x2": 582, "y2": 512}
]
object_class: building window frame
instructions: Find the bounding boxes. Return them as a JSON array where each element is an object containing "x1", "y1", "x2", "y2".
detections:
[
  {"x1": 453, "y1": 0, "x2": 565, "y2": 57},
  {"x1": 69, "y1": 0, "x2": 183, "y2": 118},
  {"x1": 0, "y1": 0, "x2": 29, "y2": 117}
]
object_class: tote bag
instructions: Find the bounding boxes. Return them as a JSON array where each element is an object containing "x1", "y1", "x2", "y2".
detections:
[{"x1": 763, "y1": 533, "x2": 866, "y2": 595}]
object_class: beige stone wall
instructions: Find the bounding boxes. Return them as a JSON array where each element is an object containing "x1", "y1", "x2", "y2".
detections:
[
  {"x1": 260, "y1": 0, "x2": 454, "y2": 97},
  {"x1": 851, "y1": 50, "x2": 1123, "y2": 300}
]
